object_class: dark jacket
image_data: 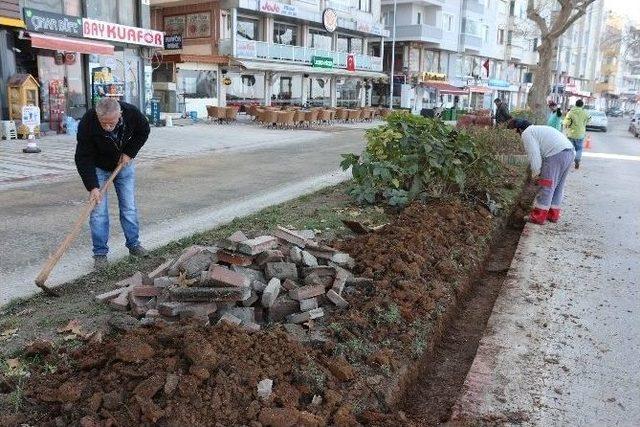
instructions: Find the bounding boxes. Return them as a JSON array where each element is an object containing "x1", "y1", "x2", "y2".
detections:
[
  {"x1": 75, "y1": 102, "x2": 150, "y2": 191},
  {"x1": 495, "y1": 102, "x2": 511, "y2": 124}
]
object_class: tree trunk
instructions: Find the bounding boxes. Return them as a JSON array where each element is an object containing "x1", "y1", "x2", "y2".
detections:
[{"x1": 527, "y1": 41, "x2": 554, "y2": 123}]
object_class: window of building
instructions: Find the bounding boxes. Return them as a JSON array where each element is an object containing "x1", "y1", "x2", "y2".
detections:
[
  {"x1": 337, "y1": 35, "x2": 363, "y2": 53},
  {"x1": 25, "y1": 0, "x2": 80, "y2": 14},
  {"x1": 417, "y1": 12, "x2": 421, "y2": 25},
  {"x1": 443, "y1": 13, "x2": 454, "y2": 32},
  {"x1": 308, "y1": 28, "x2": 332, "y2": 50},
  {"x1": 509, "y1": 0, "x2": 515, "y2": 16},
  {"x1": 483, "y1": 25, "x2": 489, "y2": 42},
  {"x1": 383, "y1": 10, "x2": 394, "y2": 26},
  {"x1": 118, "y1": 0, "x2": 136, "y2": 27},
  {"x1": 177, "y1": 69, "x2": 218, "y2": 99},
  {"x1": 497, "y1": 29, "x2": 505, "y2": 44},
  {"x1": 533, "y1": 37, "x2": 538, "y2": 51},
  {"x1": 498, "y1": 0, "x2": 507, "y2": 15},
  {"x1": 507, "y1": 30, "x2": 513, "y2": 44},
  {"x1": 351, "y1": 37, "x2": 363, "y2": 54},
  {"x1": 86, "y1": 0, "x2": 117, "y2": 22},
  {"x1": 85, "y1": 0, "x2": 140, "y2": 25},
  {"x1": 279, "y1": 77, "x2": 292, "y2": 99},
  {"x1": 237, "y1": 17, "x2": 259, "y2": 41},
  {"x1": 462, "y1": 18, "x2": 481, "y2": 36},
  {"x1": 359, "y1": 0, "x2": 371, "y2": 13},
  {"x1": 274, "y1": 22, "x2": 297, "y2": 45}
]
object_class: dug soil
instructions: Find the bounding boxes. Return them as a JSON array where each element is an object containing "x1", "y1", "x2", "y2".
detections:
[{"x1": 1, "y1": 169, "x2": 532, "y2": 427}]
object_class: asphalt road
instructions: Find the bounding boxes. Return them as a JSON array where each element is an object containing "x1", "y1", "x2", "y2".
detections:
[
  {"x1": 451, "y1": 117, "x2": 640, "y2": 425},
  {"x1": 0, "y1": 126, "x2": 365, "y2": 305}
]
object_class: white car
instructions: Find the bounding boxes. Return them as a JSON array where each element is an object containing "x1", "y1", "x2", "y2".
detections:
[{"x1": 586, "y1": 110, "x2": 608, "y2": 132}]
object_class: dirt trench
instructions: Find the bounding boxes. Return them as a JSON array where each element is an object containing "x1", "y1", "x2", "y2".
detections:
[{"x1": 398, "y1": 184, "x2": 536, "y2": 426}]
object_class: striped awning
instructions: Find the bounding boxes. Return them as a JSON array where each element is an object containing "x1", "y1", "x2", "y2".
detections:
[
  {"x1": 421, "y1": 81, "x2": 467, "y2": 95},
  {"x1": 28, "y1": 33, "x2": 114, "y2": 55}
]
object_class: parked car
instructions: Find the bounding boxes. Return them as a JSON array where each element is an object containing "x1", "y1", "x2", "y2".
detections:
[
  {"x1": 606, "y1": 107, "x2": 624, "y2": 117},
  {"x1": 629, "y1": 113, "x2": 640, "y2": 137},
  {"x1": 586, "y1": 110, "x2": 608, "y2": 132}
]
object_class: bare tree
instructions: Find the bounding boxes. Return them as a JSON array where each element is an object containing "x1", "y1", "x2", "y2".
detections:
[{"x1": 526, "y1": 0, "x2": 597, "y2": 120}]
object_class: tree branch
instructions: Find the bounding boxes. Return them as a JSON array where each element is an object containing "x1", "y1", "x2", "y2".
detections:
[
  {"x1": 527, "y1": 0, "x2": 549, "y2": 36},
  {"x1": 548, "y1": 0, "x2": 597, "y2": 40}
]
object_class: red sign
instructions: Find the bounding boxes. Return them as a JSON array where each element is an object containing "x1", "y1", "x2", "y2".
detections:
[
  {"x1": 82, "y1": 18, "x2": 164, "y2": 48},
  {"x1": 346, "y1": 54, "x2": 356, "y2": 72}
]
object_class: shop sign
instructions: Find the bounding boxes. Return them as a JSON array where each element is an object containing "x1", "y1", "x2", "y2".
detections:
[
  {"x1": 164, "y1": 34, "x2": 182, "y2": 50},
  {"x1": 322, "y1": 9, "x2": 337, "y2": 33},
  {"x1": 223, "y1": 77, "x2": 232, "y2": 86},
  {"x1": 422, "y1": 72, "x2": 447, "y2": 81},
  {"x1": 259, "y1": 0, "x2": 298, "y2": 18},
  {"x1": 236, "y1": 40, "x2": 257, "y2": 58},
  {"x1": 82, "y1": 18, "x2": 164, "y2": 48},
  {"x1": 356, "y1": 21, "x2": 384, "y2": 36},
  {"x1": 312, "y1": 56, "x2": 333, "y2": 68},
  {"x1": 22, "y1": 105, "x2": 41, "y2": 128},
  {"x1": 488, "y1": 79, "x2": 509, "y2": 88},
  {"x1": 23, "y1": 8, "x2": 82, "y2": 37},
  {"x1": 346, "y1": 54, "x2": 355, "y2": 72}
]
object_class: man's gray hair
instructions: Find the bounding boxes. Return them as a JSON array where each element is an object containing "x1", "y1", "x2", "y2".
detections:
[{"x1": 96, "y1": 98, "x2": 121, "y2": 117}]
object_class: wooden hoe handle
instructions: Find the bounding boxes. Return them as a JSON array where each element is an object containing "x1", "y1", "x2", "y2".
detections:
[{"x1": 34, "y1": 163, "x2": 125, "y2": 293}]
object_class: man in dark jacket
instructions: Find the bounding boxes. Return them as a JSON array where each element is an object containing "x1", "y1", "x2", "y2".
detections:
[
  {"x1": 494, "y1": 98, "x2": 512, "y2": 125},
  {"x1": 75, "y1": 98, "x2": 150, "y2": 268}
]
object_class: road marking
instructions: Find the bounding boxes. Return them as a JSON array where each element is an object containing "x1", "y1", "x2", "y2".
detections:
[{"x1": 583, "y1": 152, "x2": 640, "y2": 162}]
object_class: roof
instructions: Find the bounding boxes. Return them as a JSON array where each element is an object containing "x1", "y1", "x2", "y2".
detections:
[
  {"x1": 421, "y1": 81, "x2": 467, "y2": 95},
  {"x1": 8, "y1": 73, "x2": 39, "y2": 87},
  {"x1": 158, "y1": 54, "x2": 230, "y2": 65}
]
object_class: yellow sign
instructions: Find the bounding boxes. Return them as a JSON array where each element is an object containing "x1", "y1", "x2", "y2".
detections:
[
  {"x1": 422, "y1": 72, "x2": 447, "y2": 82},
  {"x1": 223, "y1": 77, "x2": 232, "y2": 86},
  {"x1": 0, "y1": 17, "x2": 25, "y2": 28}
]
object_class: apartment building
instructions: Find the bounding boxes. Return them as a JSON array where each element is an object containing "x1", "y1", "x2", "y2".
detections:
[
  {"x1": 377, "y1": 0, "x2": 538, "y2": 113},
  {"x1": 150, "y1": 0, "x2": 388, "y2": 116}
]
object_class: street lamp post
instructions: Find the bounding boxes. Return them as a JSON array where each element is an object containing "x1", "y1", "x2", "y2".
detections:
[{"x1": 388, "y1": 0, "x2": 397, "y2": 109}]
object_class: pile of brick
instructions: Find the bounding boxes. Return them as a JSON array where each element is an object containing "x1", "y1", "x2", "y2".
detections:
[{"x1": 96, "y1": 227, "x2": 367, "y2": 334}]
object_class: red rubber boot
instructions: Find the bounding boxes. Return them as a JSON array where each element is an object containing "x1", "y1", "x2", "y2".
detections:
[
  {"x1": 527, "y1": 208, "x2": 548, "y2": 225},
  {"x1": 547, "y1": 208, "x2": 561, "y2": 223}
]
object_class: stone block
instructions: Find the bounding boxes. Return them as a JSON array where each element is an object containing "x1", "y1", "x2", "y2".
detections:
[
  {"x1": 287, "y1": 308, "x2": 324, "y2": 324},
  {"x1": 168, "y1": 246, "x2": 203, "y2": 276},
  {"x1": 289, "y1": 246, "x2": 303, "y2": 264},
  {"x1": 242, "y1": 290, "x2": 259, "y2": 307},
  {"x1": 261, "y1": 278, "x2": 281, "y2": 308},
  {"x1": 221, "y1": 231, "x2": 248, "y2": 251},
  {"x1": 219, "y1": 306, "x2": 255, "y2": 324},
  {"x1": 252, "y1": 280, "x2": 268, "y2": 293},
  {"x1": 181, "y1": 251, "x2": 215, "y2": 278},
  {"x1": 232, "y1": 266, "x2": 267, "y2": 284},
  {"x1": 301, "y1": 251, "x2": 318, "y2": 267},
  {"x1": 255, "y1": 250, "x2": 285, "y2": 266},
  {"x1": 299, "y1": 298, "x2": 318, "y2": 312},
  {"x1": 282, "y1": 278, "x2": 299, "y2": 291},
  {"x1": 217, "y1": 250, "x2": 253, "y2": 267},
  {"x1": 331, "y1": 252, "x2": 356, "y2": 269},
  {"x1": 158, "y1": 302, "x2": 187, "y2": 317},
  {"x1": 288, "y1": 285, "x2": 325, "y2": 301},
  {"x1": 153, "y1": 276, "x2": 176, "y2": 288},
  {"x1": 203, "y1": 265, "x2": 250, "y2": 288},
  {"x1": 326, "y1": 289, "x2": 349, "y2": 309},
  {"x1": 217, "y1": 313, "x2": 242, "y2": 326},
  {"x1": 265, "y1": 262, "x2": 298, "y2": 281},
  {"x1": 273, "y1": 226, "x2": 308, "y2": 247},
  {"x1": 238, "y1": 236, "x2": 278, "y2": 256},
  {"x1": 268, "y1": 297, "x2": 300, "y2": 322}
]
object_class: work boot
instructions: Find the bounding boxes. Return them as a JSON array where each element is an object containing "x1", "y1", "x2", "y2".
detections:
[
  {"x1": 547, "y1": 208, "x2": 561, "y2": 223},
  {"x1": 526, "y1": 208, "x2": 548, "y2": 225},
  {"x1": 574, "y1": 160, "x2": 580, "y2": 169},
  {"x1": 94, "y1": 255, "x2": 108, "y2": 270},
  {"x1": 129, "y1": 245, "x2": 149, "y2": 257}
]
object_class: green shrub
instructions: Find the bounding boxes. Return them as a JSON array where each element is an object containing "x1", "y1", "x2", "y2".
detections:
[
  {"x1": 510, "y1": 108, "x2": 540, "y2": 123},
  {"x1": 341, "y1": 111, "x2": 503, "y2": 207},
  {"x1": 465, "y1": 126, "x2": 525, "y2": 155}
]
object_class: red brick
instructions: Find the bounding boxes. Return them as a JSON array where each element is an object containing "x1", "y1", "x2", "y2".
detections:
[
  {"x1": 158, "y1": 302, "x2": 187, "y2": 317},
  {"x1": 238, "y1": 235, "x2": 278, "y2": 255},
  {"x1": 221, "y1": 230, "x2": 248, "y2": 251},
  {"x1": 109, "y1": 289, "x2": 131, "y2": 311},
  {"x1": 168, "y1": 245, "x2": 203, "y2": 276},
  {"x1": 273, "y1": 226, "x2": 308, "y2": 247},
  {"x1": 169, "y1": 286, "x2": 251, "y2": 302},
  {"x1": 131, "y1": 286, "x2": 161, "y2": 297},
  {"x1": 216, "y1": 250, "x2": 253, "y2": 266},
  {"x1": 288, "y1": 285, "x2": 325, "y2": 301},
  {"x1": 326, "y1": 289, "x2": 349, "y2": 309},
  {"x1": 95, "y1": 287, "x2": 126, "y2": 303},
  {"x1": 147, "y1": 259, "x2": 173, "y2": 281},
  {"x1": 282, "y1": 278, "x2": 299, "y2": 291},
  {"x1": 255, "y1": 250, "x2": 285, "y2": 266},
  {"x1": 203, "y1": 265, "x2": 250, "y2": 288},
  {"x1": 115, "y1": 271, "x2": 144, "y2": 288}
]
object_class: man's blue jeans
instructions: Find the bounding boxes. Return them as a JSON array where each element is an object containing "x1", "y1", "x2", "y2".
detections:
[
  {"x1": 90, "y1": 162, "x2": 140, "y2": 256},
  {"x1": 569, "y1": 137, "x2": 584, "y2": 162}
]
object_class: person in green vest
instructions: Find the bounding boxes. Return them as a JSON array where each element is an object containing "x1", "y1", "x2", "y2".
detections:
[
  {"x1": 547, "y1": 102, "x2": 563, "y2": 131},
  {"x1": 563, "y1": 99, "x2": 590, "y2": 169}
]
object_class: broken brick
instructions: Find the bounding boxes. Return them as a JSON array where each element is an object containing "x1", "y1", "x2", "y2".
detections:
[
  {"x1": 180, "y1": 303, "x2": 217, "y2": 323},
  {"x1": 109, "y1": 288, "x2": 131, "y2": 311},
  {"x1": 301, "y1": 251, "x2": 318, "y2": 267},
  {"x1": 289, "y1": 246, "x2": 303, "y2": 263},
  {"x1": 242, "y1": 322, "x2": 261, "y2": 333},
  {"x1": 95, "y1": 287, "x2": 127, "y2": 303},
  {"x1": 169, "y1": 286, "x2": 251, "y2": 302},
  {"x1": 145, "y1": 309, "x2": 160, "y2": 318},
  {"x1": 331, "y1": 252, "x2": 355, "y2": 269},
  {"x1": 252, "y1": 280, "x2": 268, "y2": 293},
  {"x1": 218, "y1": 307, "x2": 255, "y2": 324},
  {"x1": 115, "y1": 271, "x2": 143, "y2": 288},
  {"x1": 304, "y1": 271, "x2": 335, "y2": 287},
  {"x1": 217, "y1": 313, "x2": 242, "y2": 326},
  {"x1": 203, "y1": 265, "x2": 250, "y2": 288},
  {"x1": 299, "y1": 298, "x2": 318, "y2": 312},
  {"x1": 216, "y1": 250, "x2": 253, "y2": 266},
  {"x1": 282, "y1": 278, "x2": 299, "y2": 291},
  {"x1": 153, "y1": 276, "x2": 176, "y2": 288},
  {"x1": 131, "y1": 286, "x2": 160, "y2": 298},
  {"x1": 221, "y1": 230, "x2": 248, "y2": 251},
  {"x1": 255, "y1": 250, "x2": 285, "y2": 266},
  {"x1": 147, "y1": 259, "x2": 173, "y2": 281},
  {"x1": 238, "y1": 236, "x2": 278, "y2": 256},
  {"x1": 180, "y1": 250, "x2": 215, "y2": 278},
  {"x1": 158, "y1": 302, "x2": 187, "y2": 317},
  {"x1": 273, "y1": 226, "x2": 308, "y2": 248},
  {"x1": 231, "y1": 265, "x2": 266, "y2": 284},
  {"x1": 243, "y1": 290, "x2": 259, "y2": 307},
  {"x1": 261, "y1": 278, "x2": 281, "y2": 308},
  {"x1": 288, "y1": 285, "x2": 325, "y2": 301},
  {"x1": 331, "y1": 268, "x2": 351, "y2": 295},
  {"x1": 326, "y1": 290, "x2": 349, "y2": 309},
  {"x1": 287, "y1": 308, "x2": 324, "y2": 324},
  {"x1": 168, "y1": 246, "x2": 203, "y2": 276},
  {"x1": 268, "y1": 297, "x2": 300, "y2": 322},
  {"x1": 265, "y1": 262, "x2": 298, "y2": 281}
]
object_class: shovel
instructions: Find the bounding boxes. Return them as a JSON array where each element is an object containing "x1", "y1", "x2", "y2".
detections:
[{"x1": 34, "y1": 163, "x2": 124, "y2": 296}]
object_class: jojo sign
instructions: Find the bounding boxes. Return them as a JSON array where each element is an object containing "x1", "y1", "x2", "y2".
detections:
[
  {"x1": 23, "y1": 8, "x2": 83, "y2": 37},
  {"x1": 312, "y1": 56, "x2": 333, "y2": 68},
  {"x1": 82, "y1": 18, "x2": 164, "y2": 48}
]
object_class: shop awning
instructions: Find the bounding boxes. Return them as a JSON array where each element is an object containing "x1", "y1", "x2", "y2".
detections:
[
  {"x1": 232, "y1": 59, "x2": 388, "y2": 80},
  {"x1": 467, "y1": 85, "x2": 493, "y2": 94},
  {"x1": 0, "y1": 17, "x2": 25, "y2": 28},
  {"x1": 421, "y1": 81, "x2": 467, "y2": 95},
  {"x1": 159, "y1": 54, "x2": 230, "y2": 65},
  {"x1": 28, "y1": 33, "x2": 114, "y2": 55}
]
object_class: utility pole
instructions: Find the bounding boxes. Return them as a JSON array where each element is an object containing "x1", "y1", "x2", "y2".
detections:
[{"x1": 388, "y1": 0, "x2": 397, "y2": 109}]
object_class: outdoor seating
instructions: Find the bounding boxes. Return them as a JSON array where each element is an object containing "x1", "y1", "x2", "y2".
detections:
[
  {"x1": 225, "y1": 107, "x2": 238, "y2": 123},
  {"x1": 335, "y1": 108, "x2": 348, "y2": 123},
  {"x1": 319, "y1": 109, "x2": 333, "y2": 125},
  {"x1": 293, "y1": 110, "x2": 306, "y2": 127},
  {"x1": 347, "y1": 109, "x2": 361, "y2": 122}
]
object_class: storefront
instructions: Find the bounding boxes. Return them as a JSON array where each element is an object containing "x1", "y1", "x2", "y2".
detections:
[{"x1": 0, "y1": 0, "x2": 25, "y2": 119}]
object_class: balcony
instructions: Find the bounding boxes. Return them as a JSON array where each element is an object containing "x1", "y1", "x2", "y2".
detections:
[
  {"x1": 392, "y1": 24, "x2": 443, "y2": 43},
  {"x1": 218, "y1": 39, "x2": 383, "y2": 72},
  {"x1": 461, "y1": 33, "x2": 482, "y2": 51},
  {"x1": 381, "y1": 0, "x2": 443, "y2": 4},
  {"x1": 506, "y1": 43, "x2": 524, "y2": 61},
  {"x1": 463, "y1": 0, "x2": 484, "y2": 14}
]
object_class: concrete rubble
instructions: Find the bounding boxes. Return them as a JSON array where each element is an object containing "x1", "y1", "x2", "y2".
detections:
[{"x1": 96, "y1": 227, "x2": 361, "y2": 337}]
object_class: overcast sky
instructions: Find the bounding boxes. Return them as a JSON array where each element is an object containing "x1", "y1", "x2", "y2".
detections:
[{"x1": 605, "y1": 0, "x2": 640, "y2": 23}]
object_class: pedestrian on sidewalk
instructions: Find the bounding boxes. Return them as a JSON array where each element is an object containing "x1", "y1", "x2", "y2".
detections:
[
  {"x1": 494, "y1": 98, "x2": 512, "y2": 126},
  {"x1": 563, "y1": 99, "x2": 589, "y2": 169},
  {"x1": 75, "y1": 98, "x2": 151, "y2": 269},
  {"x1": 508, "y1": 119, "x2": 575, "y2": 225},
  {"x1": 547, "y1": 102, "x2": 563, "y2": 131}
]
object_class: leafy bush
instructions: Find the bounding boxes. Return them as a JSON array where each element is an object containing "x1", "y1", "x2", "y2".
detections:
[
  {"x1": 465, "y1": 126, "x2": 525, "y2": 155},
  {"x1": 341, "y1": 112, "x2": 504, "y2": 207},
  {"x1": 510, "y1": 108, "x2": 540, "y2": 123}
]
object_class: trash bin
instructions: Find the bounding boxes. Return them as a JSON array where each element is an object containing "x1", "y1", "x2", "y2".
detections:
[
  {"x1": 65, "y1": 117, "x2": 79, "y2": 136},
  {"x1": 442, "y1": 109, "x2": 452, "y2": 121},
  {"x1": 420, "y1": 108, "x2": 435, "y2": 118},
  {"x1": 188, "y1": 111, "x2": 198, "y2": 122}
]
